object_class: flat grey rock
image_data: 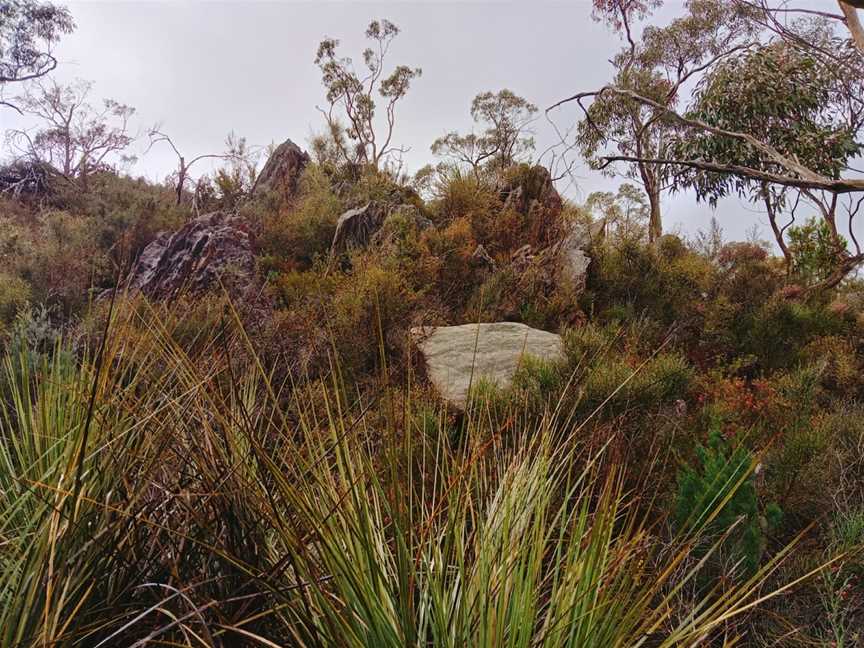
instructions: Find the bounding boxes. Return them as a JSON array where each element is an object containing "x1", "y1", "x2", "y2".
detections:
[{"x1": 412, "y1": 322, "x2": 564, "y2": 407}]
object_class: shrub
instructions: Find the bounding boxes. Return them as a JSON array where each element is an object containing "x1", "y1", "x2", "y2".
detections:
[
  {"x1": 588, "y1": 236, "x2": 712, "y2": 331},
  {"x1": 765, "y1": 424, "x2": 830, "y2": 529},
  {"x1": 674, "y1": 424, "x2": 768, "y2": 576},
  {"x1": 466, "y1": 376, "x2": 512, "y2": 423},
  {"x1": 327, "y1": 256, "x2": 421, "y2": 379},
  {"x1": 743, "y1": 298, "x2": 848, "y2": 370},
  {"x1": 428, "y1": 168, "x2": 498, "y2": 226},
  {"x1": 466, "y1": 259, "x2": 578, "y2": 329},
  {"x1": 576, "y1": 349, "x2": 692, "y2": 420},
  {"x1": 511, "y1": 353, "x2": 566, "y2": 412},
  {"x1": 348, "y1": 167, "x2": 425, "y2": 210},
  {"x1": 258, "y1": 164, "x2": 343, "y2": 272},
  {"x1": 419, "y1": 216, "x2": 479, "y2": 309},
  {"x1": 798, "y1": 336, "x2": 862, "y2": 397},
  {"x1": 0, "y1": 273, "x2": 30, "y2": 329},
  {"x1": 787, "y1": 217, "x2": 848, "y2": 286},
  {"x1": 562, "y1": 322, "x2": 619, "y2": 367},
  {"x1": 269, "y1": 268, "x2": 338, "y2": 309}
]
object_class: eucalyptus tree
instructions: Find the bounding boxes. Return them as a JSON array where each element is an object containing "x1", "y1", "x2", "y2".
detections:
[
  {"x1": 314, "y1": 19, "x2": 421, "y2": 170},
  {"x1": 7, "y1": 78, "x2": 135, "y2": 188},
  {"x1": 675, "y1": 38, "x2": 864, "y2": 273},
  {"x1": 553, "y1": 0, "x2": 864, "y2": 286},
  {"x1": 570, "y1": 0, "x2": 756, "y2": 243},
  {"x1": 432, "y1": 89, "x2": 538, "y2": 179},
  {"x1": 0, "y1": 0, "x2": 73, "y2": 112}
]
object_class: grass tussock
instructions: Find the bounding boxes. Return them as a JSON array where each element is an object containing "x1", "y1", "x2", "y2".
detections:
[{"x1": 0, "y1": 298, "x2": 827, "y2": 647}]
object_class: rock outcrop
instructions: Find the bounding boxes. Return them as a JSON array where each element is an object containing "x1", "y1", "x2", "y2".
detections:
[
  {"x1": 330, "y1": 202, "x2": 389, "y2": 253},
  {"x1": 411, "y1": 322, "x2": 565, "y2": 408},
  {"x1": 371, "y1": 204, "x2": 433, "y2": 247},
  {"x1": 127, "y1": 211, "x2": 255, "y2": 298},
  {"x1": 252, "y1": 138, "x2": 310, "y2": 200},
  {"x1": 556, "y1": 219, "x2": 606, "y2": 293},
  {"x1": 500, "y1": 165, "x2": 563, "y2": 218}
]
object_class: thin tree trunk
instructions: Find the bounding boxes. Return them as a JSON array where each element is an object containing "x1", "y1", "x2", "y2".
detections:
[
  {"x1": 638, "y1": 161, "x2": 663, "y2": 244},
  {"x1": 763, "y1": 193, "x2": 792, "y2": 272},
  {"x1": 176, "y1": 162, "x2": 187, "y2": 206},
  {"x1": 647, "y1": 186, "x2": 662, "y2": 243}
]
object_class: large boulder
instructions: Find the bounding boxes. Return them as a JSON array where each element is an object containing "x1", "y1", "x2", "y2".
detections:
[
  {"x1": 252, "y1": 138, "x2": 310, "y2": 200},
  {"x1": 411, "y1": 322, "x2": 565, "y2": 408},
  {"x1": 127, "y1": 211, "x2": 255, "y2": 298}
]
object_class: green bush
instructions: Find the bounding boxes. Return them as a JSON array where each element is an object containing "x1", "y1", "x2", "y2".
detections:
[
  {"x1": 577, "y1": 350, "x2": 692, "y2": 420},
  {"x1": 588, "y1": 236, "x2": 712, "y2": 331},
  {"x1": 743, "y1": 298, "x2": 848, "y2": 370},
  {"x1": 787, "y1": 217, "x2": 848, "y2": 286},
  {"x1": 562, "y1": 322, "x2": 621, "y2": 370},
  {"x1": 327, "y1": 256, "x2": 421, "y2": 379},
  {"x1": 511, "y1": 353, "x2": 566, "y2": 412},
  {"x1": 674, "y1": 425, "x2": 769, "y2": 576},
  {"x1": 0, "y1": 273, "x2": 30, "y2": 329},
  {"x1": 258, "y1": 164, "x2": 343, "y2": 272}
]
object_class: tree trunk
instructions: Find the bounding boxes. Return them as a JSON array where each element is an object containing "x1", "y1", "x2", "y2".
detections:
[
  {"x1": 176, "y1": 162, "x2": 187, "y2": 206},
  {"x1": 638, "y1": 161, "x2": 663, "y2": 244},
  {"x1": 647, "y1": 186, "x2": 662, "y2": 244},
  {"x1": 763, "y1": 192, "x2": 792, "y2": 272},
  {"x1": 840, "y1": 2, "x2": 864, "y2": 55}
]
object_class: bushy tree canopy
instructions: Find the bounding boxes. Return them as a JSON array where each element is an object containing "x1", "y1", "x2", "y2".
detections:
[
  {"x1": 432, "y1": 89, "x2": 537, "y2": 178},
  {"x1": 314, "y1": 19, "x2": 421, "y2": 169},
  {"x1": 0, "y1": 0, "x2": 73, "y2": 109}
]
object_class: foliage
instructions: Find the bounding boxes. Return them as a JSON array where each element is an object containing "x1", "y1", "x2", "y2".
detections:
[
  {"x1": 0, "y1": 307, "x2": 809, "y2": 645},
  {"x1": 432, "y1": 89, "x2": 538, "y2": 177},
  {"x1": 577, "y1": 0, "x2": 755, "y2": 242},
  {"x1": 587, "y1": 234, "x2": 712, "y2": 329},
  {"x1": 671, "y1": 33, "x2": 864, "y2": 275},
  {"x1": 2, "y1": 9, "x2": 864, "y2": 642},
  {"x1": 787, "y1": 217, "x2": 850, "y2": 286},
  {"x1": 0, "y1": 0, "x2": 74, "y2": 94},
  {"x1": 258, "y1": 164, "x2": 343, "y2": 272},
  {"x1": 678, "y1": 40, "x2": 862, "y2": 206},
  {"x1": 314, "y1": 19, "x2": 421, "y2": 168},
  {"x1": 674, "y1": 424, "x2": 767, "y2": 576},
  {"x1": 0, "y1": 272, "x2": 30, "y2": 327}
]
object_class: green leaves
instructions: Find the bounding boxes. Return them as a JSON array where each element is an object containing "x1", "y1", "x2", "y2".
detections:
[
  {"x1": 314, "y1": 20, "x2": 420, "y2": 168},
  {"x1": 677, "y1": 41, "x2": 863, "y2": 203}
]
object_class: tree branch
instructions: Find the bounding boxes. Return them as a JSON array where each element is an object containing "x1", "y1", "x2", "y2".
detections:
[{"x1": 597, "y1": 155, "x2": 864, "y2": 194}]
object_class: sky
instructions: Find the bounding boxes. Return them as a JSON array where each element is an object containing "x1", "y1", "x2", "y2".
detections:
[{"x1": 0, "y1": 0, "x2": 856, "y2": 244}]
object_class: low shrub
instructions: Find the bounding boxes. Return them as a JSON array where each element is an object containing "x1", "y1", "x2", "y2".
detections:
[
  {"x1": 674, "y1": 423, "x2": 775, "y2": 577},
  {"x1": 257, "y1": 164, "x2": 343, "y2": 272},
  {"x1": 743, "y1": 298, "x2": 848, "y2": 370},
  {"x1": 588, "y1": 236, "x2": 713, "y2": 332},
  {"x1": 0, "y1": 273, "x2": 30, "y2": 329}
]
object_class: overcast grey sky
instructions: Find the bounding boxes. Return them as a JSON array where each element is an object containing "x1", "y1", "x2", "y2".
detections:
[{"x1": 0, "y1": 0, "x2": 854, "y2": 243}]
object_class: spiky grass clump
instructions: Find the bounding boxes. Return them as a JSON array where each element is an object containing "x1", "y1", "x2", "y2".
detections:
[{"x1": 0, "y1": 299, "x2": 826, "y2": 646}]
